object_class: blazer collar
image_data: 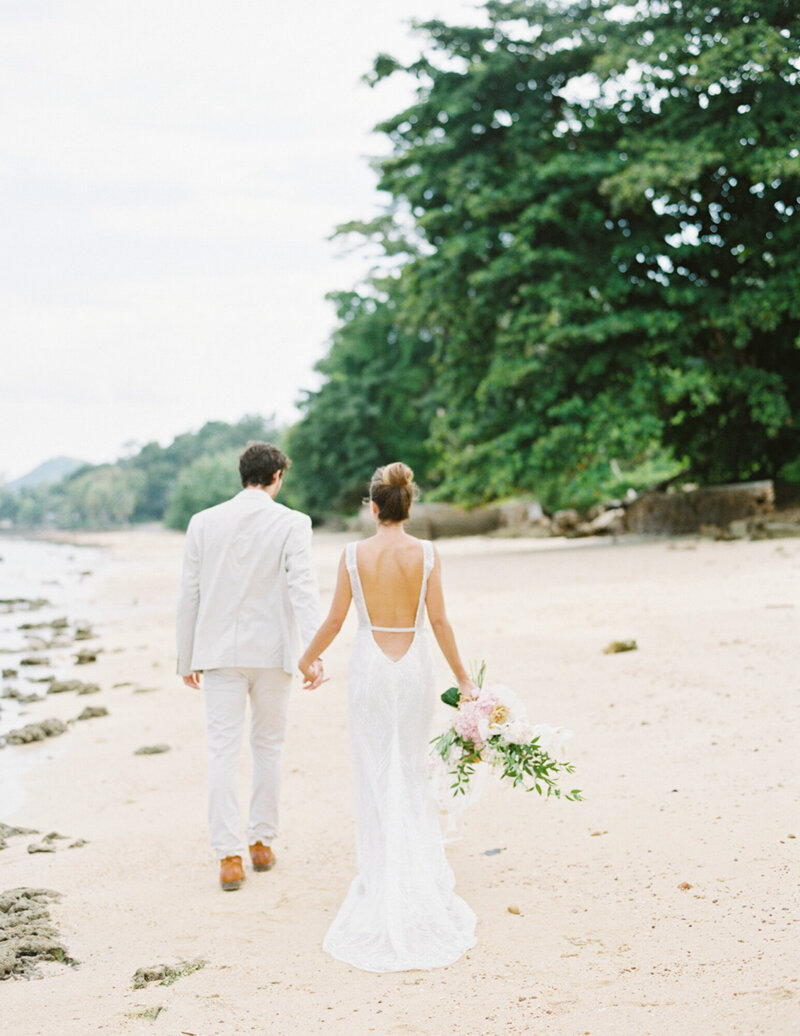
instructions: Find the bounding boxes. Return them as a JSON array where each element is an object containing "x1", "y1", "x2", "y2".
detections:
[{"x1": 236, "y1": 487, "x2": 275, "y2": 506}]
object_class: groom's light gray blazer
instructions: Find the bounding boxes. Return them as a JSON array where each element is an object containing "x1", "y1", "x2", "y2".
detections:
[{"x1": 176, "y1": 488, "x2": 321, "y2": 676}]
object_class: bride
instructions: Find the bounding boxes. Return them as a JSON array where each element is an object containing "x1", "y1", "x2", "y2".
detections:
[{"x1": 298, "y1": 462, "x2": 477, "y2": 972}]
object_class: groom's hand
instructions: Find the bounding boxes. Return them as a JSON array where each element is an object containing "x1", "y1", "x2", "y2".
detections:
[{"x1": 182, "y1": 672, "x2": 201, "y2": 689}]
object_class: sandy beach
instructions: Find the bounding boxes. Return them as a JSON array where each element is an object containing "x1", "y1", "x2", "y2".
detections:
[{"x1": 1, "y1": 526, "x2": 798, "y2": 1035}]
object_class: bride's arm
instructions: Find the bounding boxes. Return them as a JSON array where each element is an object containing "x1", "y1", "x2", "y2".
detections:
[
  {"x1": 298, "y1": 551, "x2": 352, "y2": 685},
  {"x1": 426, "y1": 548, "x2": 476, "y2": 698}
]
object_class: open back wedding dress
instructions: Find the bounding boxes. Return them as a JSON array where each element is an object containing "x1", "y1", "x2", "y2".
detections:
[{"x1": 322, "y1": 540, "x2": 476, "y2": 972}]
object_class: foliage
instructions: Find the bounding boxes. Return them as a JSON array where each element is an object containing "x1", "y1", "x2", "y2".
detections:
[
  {"x1": 3, "y1": 416, "x2": 280, "y2": 530},
  {"x1": 0, "y1": 486, "x2": 18, "y2": 522},
  {"x1": 60, "y1": 466, "x2": 144, "y2": 527},
  {"x1": 596, "y1": 0, "x2": 800, "y2": 484},
  {"x1": 285, "y1": 288, "x2": 438, "y2": 518},
  {"x1": 163, "y1": 449, "x2": 242, "y2": 531},
  {"x1": 5, "y1": 483, "x2": 63, "y2": 527},
  {"x1": 292, "y1": 0, "x2": 800, "y2": 510},
  {"x1": 125, "y1": 414, "x2": 276, "y2": 521}
]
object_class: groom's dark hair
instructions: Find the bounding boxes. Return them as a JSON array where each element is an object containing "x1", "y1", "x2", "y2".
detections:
[{"x1": 239, "y1": 442, "x2": 290, "y2": 487}]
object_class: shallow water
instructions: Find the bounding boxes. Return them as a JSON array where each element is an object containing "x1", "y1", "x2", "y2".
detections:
[{"x1": 0, "y1": 536, "x2": 109, "y2": 815}]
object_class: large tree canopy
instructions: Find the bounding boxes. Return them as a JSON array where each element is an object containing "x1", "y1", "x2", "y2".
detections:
[
  {"x1": 293, "y1": 0, "x2": 800, "y2": 510},
  {"x1": 286, "y1": 286, "x2": 437, "y2": 517}
]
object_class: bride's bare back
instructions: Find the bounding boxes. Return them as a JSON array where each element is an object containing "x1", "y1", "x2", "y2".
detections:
[
  {"x1": 355, "y1": 536, "x2": 425, "y2": 661},
  {"x1": 298, "y1": 461, "x2": 474, "y2": 698}
]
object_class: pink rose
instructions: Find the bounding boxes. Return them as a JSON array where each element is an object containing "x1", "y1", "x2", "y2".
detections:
[{"x1": 454, "y1": 687, "x2": 499, "y2": 745}]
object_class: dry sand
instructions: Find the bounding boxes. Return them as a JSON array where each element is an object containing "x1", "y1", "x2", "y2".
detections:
[{"x1": 1, "y1": 526, "x2": 798, "y2": 1035}]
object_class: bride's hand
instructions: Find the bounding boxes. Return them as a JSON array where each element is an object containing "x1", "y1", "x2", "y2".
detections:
[{"x1": 458, "y1": 677, "x2": 478, "y2": 700}]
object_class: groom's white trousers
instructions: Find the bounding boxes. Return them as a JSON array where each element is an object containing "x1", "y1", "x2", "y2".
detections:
[{"x1": 204, "y1": 667, "x2": 293, "y2": 859}]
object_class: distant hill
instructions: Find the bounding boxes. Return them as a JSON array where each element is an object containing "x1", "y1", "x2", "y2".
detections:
[{"x1": 5, "y1": 456, "x2": 87, "y2": 492}]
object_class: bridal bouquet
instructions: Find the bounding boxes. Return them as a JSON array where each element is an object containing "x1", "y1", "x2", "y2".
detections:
[{"x1": 430, "y1": 663, "x2": 581, "y2": 801}]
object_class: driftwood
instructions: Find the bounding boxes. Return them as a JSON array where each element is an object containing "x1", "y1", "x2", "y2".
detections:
[{"x1": 625, "y1": 480, "x2": 774, "y2": 535}]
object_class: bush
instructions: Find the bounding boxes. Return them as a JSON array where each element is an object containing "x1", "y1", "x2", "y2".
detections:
[{"x1": 164, "y1": 450, "x2": 242, "y2": 531}]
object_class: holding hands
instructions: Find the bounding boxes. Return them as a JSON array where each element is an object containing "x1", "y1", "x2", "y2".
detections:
[{"x1": 300, "y1": 656, "x2": 326, "y2": 690}]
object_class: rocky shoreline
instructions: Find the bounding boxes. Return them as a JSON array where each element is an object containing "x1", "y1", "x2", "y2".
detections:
[
  {"x1": 0, "y1": 609, "x2": 107, "y2": 751},
  {"x1": 0, "y1": 540, "x2": 114, "y2": 983},
  {"x1": 0, "y1": 534, "x2": 182, "y2": 999}
]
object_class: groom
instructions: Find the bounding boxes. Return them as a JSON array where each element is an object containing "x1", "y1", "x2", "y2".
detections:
[{"x1": 176, "y1": 441, "x2": 323, "y2": 890}]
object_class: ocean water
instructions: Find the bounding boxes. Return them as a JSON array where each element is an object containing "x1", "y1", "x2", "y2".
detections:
[{"x1": 0, "y1": 536, "x2": 109, "y2": 815}]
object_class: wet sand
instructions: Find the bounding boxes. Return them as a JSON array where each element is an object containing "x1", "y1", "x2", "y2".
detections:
[{"x1": 1, "y1": 527, "x2": 797, "y2": 1034}]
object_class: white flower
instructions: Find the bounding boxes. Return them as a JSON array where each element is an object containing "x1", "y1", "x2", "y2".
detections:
[
  {"x1": 486, "y1": 683, "x2": 524, "y2": 717},
  {"x1": 502, "y1": 718, "x2": 534, "y2": 745},
  {"x1": 483, "y1": 683, "x2": 529, "y2": 739},
  {"x1": 529, "y1": 724, "x2": 573, "y2": 756}
]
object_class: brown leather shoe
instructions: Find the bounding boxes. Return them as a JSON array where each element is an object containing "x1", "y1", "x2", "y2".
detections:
[
  {"x1": 219, "y1": 855, "x2": 245, "y2": 890},
  {"x1": 249, "y1": 841, "x2": 275, "y2": 872}
]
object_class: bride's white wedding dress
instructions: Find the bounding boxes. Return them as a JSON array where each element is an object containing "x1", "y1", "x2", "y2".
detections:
[{"x1": 322, "y1": 540, "x2": 476, "y2": 972}]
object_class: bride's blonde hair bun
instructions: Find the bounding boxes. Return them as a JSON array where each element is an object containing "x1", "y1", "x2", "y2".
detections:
[
  {"x1": 370, "y1": 462, "x2": 417, "y2": 523},
  {"x1": 385, "y1": 461, "x2": 413, "y2": 488}
]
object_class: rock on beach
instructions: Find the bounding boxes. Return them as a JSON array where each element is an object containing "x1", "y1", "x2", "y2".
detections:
[
  {"x1": 132, "y1": 959, "x2": 207, "y2": 989},
  {"x1": 0, "y1": 887, "x2": 75, "y2": 980},
  {"x1": 0, "y1": 597, "x2": 49, "y2": 613},
  {"x1": 0, "y1": 825, "x2": 39, "y2": 852},
  {"x1": 48, "y1": 680, "x2": 99, "y2": 695},
  {"x1": 76, "y1": 706, "x2": 108, "y2": 721},
  {"x1": 134, "y1": 743, "x2": 170, "y2": 755},
  {"x1": 3, "y1": 718, "x2": 68, "y2": 745}
]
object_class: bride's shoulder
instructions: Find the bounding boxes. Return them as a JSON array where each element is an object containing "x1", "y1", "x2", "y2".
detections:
[
  {"x1": 404, "y1": 535, "x2": 436, "y2": 560},
  {"x1": 343, "y1": 538, "x2": 370, "y2": 559}
]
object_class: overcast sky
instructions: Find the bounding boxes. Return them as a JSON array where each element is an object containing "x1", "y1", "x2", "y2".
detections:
[{"x1": 0, "y1": 0, "x2": 483, "y2": 482}]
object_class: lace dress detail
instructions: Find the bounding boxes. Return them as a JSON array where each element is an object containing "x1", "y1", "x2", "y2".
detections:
[{"x1": 322, "y1": 541, "x2": 476, "y2": 972}]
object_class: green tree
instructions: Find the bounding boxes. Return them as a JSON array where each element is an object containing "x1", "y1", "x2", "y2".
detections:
[
  {"x1": 164, "y1": 449, "x2": 242, "y2": 530},
  {"x1": 127, "y1": 414, "x2": 278, "y2": 521},
  {"x1": 0, "y1": 486, "x2": 18, "y2": 523},
  {"x1": 9, "y1": 483, "x2": 69, "y2": 527},
  {"x1": 597, "y1": 0, "x2": 800, "y2": 484},
  {"x1": 323, "y1": 0, "x2": 800, "y2": 508},
  {"x1": 286, "y1": 286, "x2": 438, "y2": 517},
  {"x1": 4, "y1": 415, "x2": 280, "y2": 530},
  {"x1": 60, "y1": 466, "x2": 144, "y2": 528}
]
